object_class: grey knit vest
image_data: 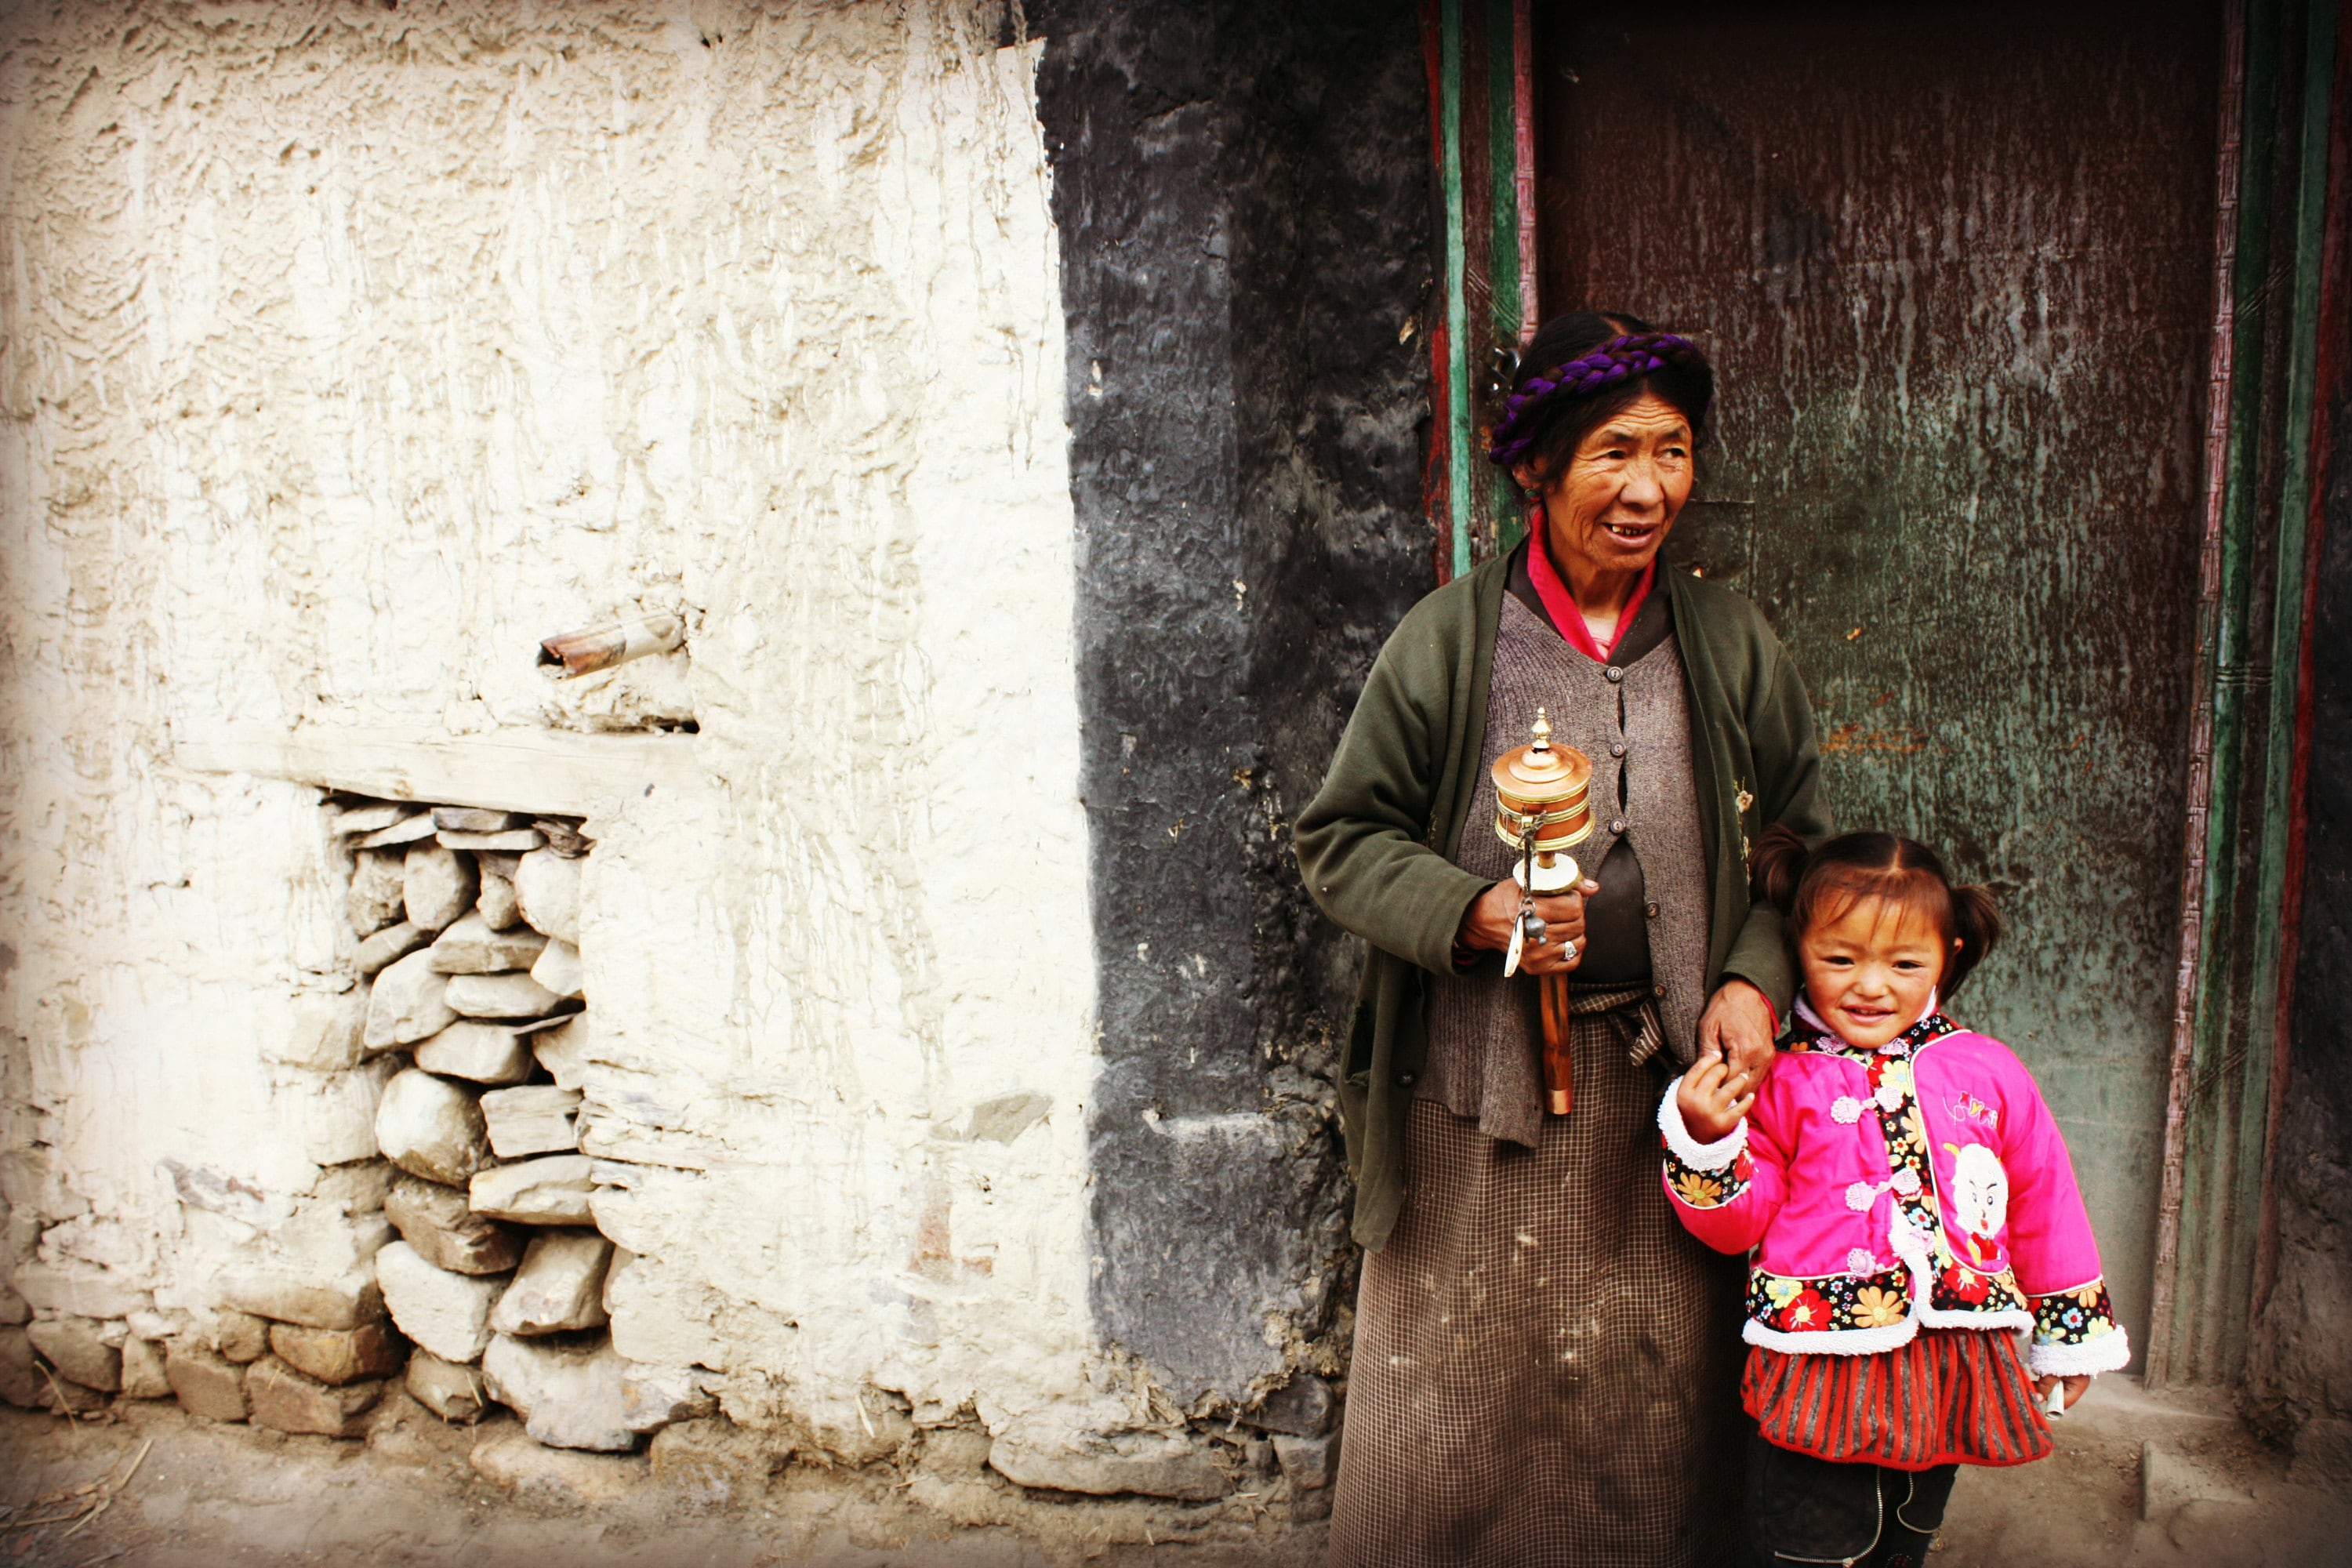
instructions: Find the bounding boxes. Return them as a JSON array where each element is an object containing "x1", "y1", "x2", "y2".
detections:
[{"x1": 1419, "y1": 593, "x2": 1714, "y2": 1145}]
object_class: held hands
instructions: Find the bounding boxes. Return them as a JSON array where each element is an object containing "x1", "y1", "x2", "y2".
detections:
[
  {"x1": 1675, "y1": 1042, "x2": 1755, "y2": 1142},
  {"x1": 1681, "y1": 982, "x2": 1780, "y2": 1141},
  {"x1": 1457, "y1": 877, "x2": 1601, "y2": 976},
  {"x1": 1699, "y1": 979, "x2": 1780, "y2": 1098}
]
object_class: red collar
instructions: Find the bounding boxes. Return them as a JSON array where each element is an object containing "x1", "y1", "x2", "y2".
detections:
[{"x1": 1525, "y1": 509, "x2": 1657, "y2": 663}]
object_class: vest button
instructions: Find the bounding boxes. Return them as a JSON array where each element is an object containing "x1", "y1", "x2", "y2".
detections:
[
  {"x1": 1646, "y1": 901, "x2": 1661, "y2": 920},
  {"x1": 1609, "y1": 817, "x2": 1627, "y2": 835},
  {"x1": 1604, "y1": 665, "x2": 1624, "y2": 684},
  {"x1": 1653, "y1": 984, "x2": 1668, "y2": 999},
  {"x1": 1610, "y1": 741, "x2": 1627, "y2": 757},
  {"x1": 1396, "y1": 1070, "x2": 1417, "y2": 1087}
]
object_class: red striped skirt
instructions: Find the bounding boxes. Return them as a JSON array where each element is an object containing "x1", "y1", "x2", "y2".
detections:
[{"x1": 1741, "y1": 1327, "x2": 2053, "y2": 1471}]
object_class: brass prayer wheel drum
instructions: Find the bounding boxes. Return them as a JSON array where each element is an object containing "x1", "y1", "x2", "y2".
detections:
[
  {"x1": 1492, "y1": 709, "x2": 1595, "y2": 891},
  {"x1": 1491, "y1": 708, "x2": 1595, "y2": 1118}
]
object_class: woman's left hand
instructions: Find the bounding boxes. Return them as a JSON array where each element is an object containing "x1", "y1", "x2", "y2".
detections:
[{"x1": 1698, "y1": 980, "x2": 1779, "y2": 1096}]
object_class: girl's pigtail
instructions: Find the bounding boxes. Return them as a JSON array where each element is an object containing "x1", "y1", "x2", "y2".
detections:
[
  {"x1": 1748, "y1": 822, "x2": 1811, "y2": 913},
  {"x1": 1943, "y1": 883, "x2": 2005, "y2": 997}
]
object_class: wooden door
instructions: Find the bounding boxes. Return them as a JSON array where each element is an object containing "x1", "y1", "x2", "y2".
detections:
[{"x1": 1534, "y1": 0, "x2": 2227, "y2": 1354}]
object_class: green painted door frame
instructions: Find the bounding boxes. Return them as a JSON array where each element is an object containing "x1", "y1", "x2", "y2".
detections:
[
  {"x1": 2150, "y1": 0, "x2": 2342, "y2": 1388},
  {"x1": 1427, "y1": 0, "x2": 1536, "y2": 580}
]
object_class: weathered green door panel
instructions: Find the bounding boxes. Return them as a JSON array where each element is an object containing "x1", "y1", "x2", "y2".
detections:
[{"x1": 1534, "y1": 0, "x2": 2225, "y2": 1356}]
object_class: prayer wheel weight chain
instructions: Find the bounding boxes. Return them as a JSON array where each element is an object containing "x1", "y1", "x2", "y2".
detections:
[{"x1": 1490, "y1": 709, "x2": 1596, "y2": 1116}]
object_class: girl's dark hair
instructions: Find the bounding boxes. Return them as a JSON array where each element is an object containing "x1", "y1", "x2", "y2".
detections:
[
  {"x1": 1749, "y1": 824, "x2": 2004, "y2": 999},
  {"x1": 1494, "y1": 309, "x2": 1715, "y2": 488}
]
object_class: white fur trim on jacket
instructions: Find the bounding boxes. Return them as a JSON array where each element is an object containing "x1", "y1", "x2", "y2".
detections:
[
  {"x1": 1741, "y1": 1314, "x2": 1923, "y2": 1357},
  {"x1": 1658, "y1": 1076, "x2": 1748, "y2": 1171},
  {"x1": 1916, "y1": 1303, "x2": 2034, "y2": 1334},
  {"x1": 2029, "y1": 1328, "x2": 2132, "y2": 1378}
]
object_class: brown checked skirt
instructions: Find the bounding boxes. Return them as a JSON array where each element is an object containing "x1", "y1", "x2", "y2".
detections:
[{"x1": 1330, "y1": 996, "x2": 1748, "y2": 1567}]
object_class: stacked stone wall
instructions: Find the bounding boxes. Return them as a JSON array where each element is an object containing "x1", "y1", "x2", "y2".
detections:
[{"x1": 0, "y1": 0, "x2": 1101, "y2": 1469}]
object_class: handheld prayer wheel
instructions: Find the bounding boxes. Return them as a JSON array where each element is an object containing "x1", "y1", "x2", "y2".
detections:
[{"x1": 1491, "y1": 710, "x2": 1596, "y2": 1115}]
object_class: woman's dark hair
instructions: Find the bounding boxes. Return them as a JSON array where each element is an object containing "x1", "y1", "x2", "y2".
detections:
[
  {"x1": 1748, "y1": 824, "x2": 2004, "y2": 999},
  {"x1": 1493, "y1": 309, "x2": 1715, "y2": 489}
]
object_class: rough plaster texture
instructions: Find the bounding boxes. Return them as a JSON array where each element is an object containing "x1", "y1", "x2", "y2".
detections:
[
  {"x1": 0, "y1": 0, "x2": 1102, "y2": 1438},
  {"x1": 1033, "y1": 0, "x2": 1429, "y2": 1402}
]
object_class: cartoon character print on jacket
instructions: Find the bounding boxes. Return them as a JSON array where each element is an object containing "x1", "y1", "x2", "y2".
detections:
[
  {"x1": 1947, "y1": 1142, "x2": 2009, "y2": 1266},
  {"x1": 1853, "y1": 1017, "x2": 2031, "y2": 1321}
]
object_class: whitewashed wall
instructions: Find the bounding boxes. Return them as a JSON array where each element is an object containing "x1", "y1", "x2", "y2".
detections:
[{"x1": 0, "y1": 0, "x2": 1098, "y2": 1439}]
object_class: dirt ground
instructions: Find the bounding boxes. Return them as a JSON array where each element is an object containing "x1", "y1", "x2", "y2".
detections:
[{"x1": 0, "y1": 1376, "x2": 2344, "y2": 1566}]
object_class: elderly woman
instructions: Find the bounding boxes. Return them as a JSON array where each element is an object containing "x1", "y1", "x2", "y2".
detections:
[{"x1": 1296, "y1": 311, "x2": 1829, "y2": 1566}]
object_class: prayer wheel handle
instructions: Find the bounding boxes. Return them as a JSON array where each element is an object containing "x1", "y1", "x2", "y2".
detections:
[{"x1": 1490, "y1": 710, "x2": 1597, "y2": 1116}]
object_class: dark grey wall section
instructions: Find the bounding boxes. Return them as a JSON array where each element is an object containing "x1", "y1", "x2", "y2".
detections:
[
  {"x1": 1032, "y1": 0, "x2": 1432, "y2": 1403},
  {"x1": 2248, "y1": 375, "x2": 2352, "y2": 1478}
]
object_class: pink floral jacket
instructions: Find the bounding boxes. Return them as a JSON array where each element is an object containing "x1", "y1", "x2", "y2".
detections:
[{"x1": 1658, "y1": 1002, "x2": 2130, "y2": 1377}]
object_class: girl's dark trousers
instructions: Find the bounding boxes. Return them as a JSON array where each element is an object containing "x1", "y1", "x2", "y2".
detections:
[{"x1": 1740, "y1": 1428, "x2": 1959, "y2": 1568}]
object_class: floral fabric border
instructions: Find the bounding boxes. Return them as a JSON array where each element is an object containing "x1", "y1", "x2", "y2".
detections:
[
  {"x1": 2028, "y1": 1277, "x2": 2128, "y2": 1374},
  {"x1": 1747, "y1": 1264, "x2": 1914, "y2": 1334},
  {"x1": 1663, "y1": 1143, "x2": 1753, "y2": 1210}
]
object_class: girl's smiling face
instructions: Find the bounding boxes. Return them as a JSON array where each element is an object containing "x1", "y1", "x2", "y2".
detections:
[{"x1": 1798, "y1": 895, "x2": 1959, "y2": 1049}]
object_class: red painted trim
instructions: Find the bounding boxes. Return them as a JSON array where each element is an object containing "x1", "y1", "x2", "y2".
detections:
[
  {"x1": 1422, "y1": 0, "x2": 1454, "y2": 585},
  {"x1": 1512, "y1": 0, "x2": 1538, "y2": 348},
  {"x1": 2255, "y1": 7, "x2": 2350, "y2": 1323},
  {"x1": 1525, "y1": 510, "x2": 1657, "y2": 662}
]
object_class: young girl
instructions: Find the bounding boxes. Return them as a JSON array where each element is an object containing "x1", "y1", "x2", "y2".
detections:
[{"x1": 1658, "y1": 826, "x2": 2129, "y2": 1568}]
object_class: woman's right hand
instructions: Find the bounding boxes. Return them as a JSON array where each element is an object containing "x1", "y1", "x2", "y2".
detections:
[
  {"x1": 1455, "y1": 877, "x2": 1598, "y2": 975},
  {"x1": 1676, "y1": 1046, "x2": 1755, "y2": 1142}
]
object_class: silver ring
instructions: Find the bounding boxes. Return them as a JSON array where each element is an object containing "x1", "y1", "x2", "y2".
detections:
[{"x1": 1559, "y1": 938, "x2": 1578, "y2": 960}]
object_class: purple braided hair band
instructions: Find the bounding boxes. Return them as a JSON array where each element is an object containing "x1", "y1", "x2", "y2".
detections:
[{"x1": 1486, "y1": 332, "x2": 1697, "y2": 469}]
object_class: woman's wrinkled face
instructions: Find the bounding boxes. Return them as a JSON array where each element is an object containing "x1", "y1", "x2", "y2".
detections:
[
  {"x1": 1514, "y1": 390, "x2": 1694, "y2": 582},
  {"x1": 1797, "y1": 895, "x2": 1958, "y2": 1050}
]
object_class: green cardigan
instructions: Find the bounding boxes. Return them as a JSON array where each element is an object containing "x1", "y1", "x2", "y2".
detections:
[{"x1": 1294, "y1": 554, "x2": 1830, "y2": 1250}]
